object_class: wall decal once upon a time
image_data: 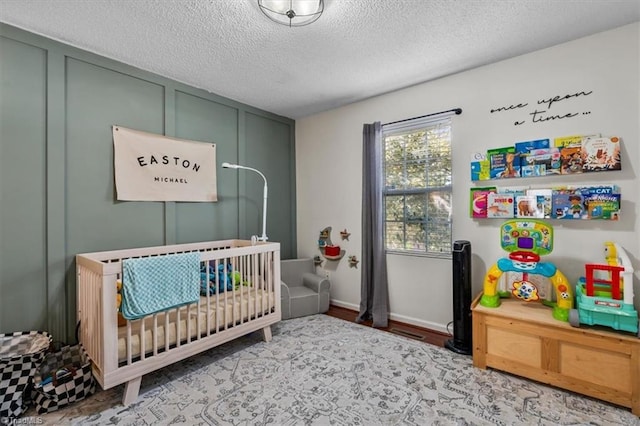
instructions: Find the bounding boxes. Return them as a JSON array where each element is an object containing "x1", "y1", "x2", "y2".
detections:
[{"x1": 490, "y1": 90, "x2": 593, "y2": 126}]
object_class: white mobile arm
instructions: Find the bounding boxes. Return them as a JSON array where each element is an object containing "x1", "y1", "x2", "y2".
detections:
[{"x1": 222, "y1": 162, "x2": 268, "y2": 242}]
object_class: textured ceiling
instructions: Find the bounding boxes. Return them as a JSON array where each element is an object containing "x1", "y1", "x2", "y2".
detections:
[{"x1": 1, "y1": 0, "x2": 639, "y2": 119}]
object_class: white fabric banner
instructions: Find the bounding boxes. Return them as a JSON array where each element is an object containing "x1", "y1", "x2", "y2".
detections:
[{"x1": 113, "y1": 126, "x2": 217, "y2": 202}]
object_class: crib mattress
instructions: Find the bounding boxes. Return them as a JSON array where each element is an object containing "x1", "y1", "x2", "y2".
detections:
[{"x1": 117, "y1": 289, "x2": 275, "y2": 362}]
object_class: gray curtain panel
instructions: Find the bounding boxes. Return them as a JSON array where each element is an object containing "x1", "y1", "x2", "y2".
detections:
[{"x1": 357, "y1": 122, "x2": 389, "y2": 327}]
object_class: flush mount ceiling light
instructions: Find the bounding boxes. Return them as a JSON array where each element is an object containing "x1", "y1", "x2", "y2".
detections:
[{"x1": 258, "y1": 0, "x2": 324, "y2": 27}]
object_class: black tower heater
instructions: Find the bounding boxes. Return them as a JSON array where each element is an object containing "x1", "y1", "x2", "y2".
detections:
[{"x1": 445, "y1": 240, "x2": 473, "y2": 355}]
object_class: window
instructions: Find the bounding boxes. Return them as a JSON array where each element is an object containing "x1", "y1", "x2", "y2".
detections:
[{"x1": 383, "y1": 116, "x2": 452, "y2": 256}]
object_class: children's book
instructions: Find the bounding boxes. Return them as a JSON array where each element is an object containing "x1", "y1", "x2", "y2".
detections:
[
  {"x1": 515, "y1": 138, "x2": 550, "y2": 154},
  {"x1": 515, "y1": 195, "x2": 541, "y2": 218},
  {"x1": 526, "y1": 189, "x2": 552, "y2": 218},
  {"x1": 551, "y1": 190, "x2": 585, "y2": 219},
  {"x1": 486, "y1": 193, "x2": 514, "y2": 218},
  {"x1": 559, "y1": 145, "x2": 583, "y2": 175},
  {"x1": 497, "y1": 186, "x2": 527, "y2": 216},
  {"x1": 516, "y1": 139, "x2": 549, "y2": 177},
  {"x1": 470, "y1": 152, "x2": 490, "y2": 181},
  {"x1": 553, "y1": 135, "x2": 583, "y2": 148},
  {"x1": 569, "y1": 184, "x2": 620, "y2": 197},
  {"x1": 523, "y1": 147, "x2": 561, "y2": 176},
  {"x1": 520, "y1": 162, "x2": 546, "y2": 178},
  {"x1": 584, "y1": 193, "x2": 621, "y2": 220},
  {"x1": 581, "y1": 136, "x2": 621, "y2": 172},
  {"x1": 470, "y1": 187, "x2": 496, "y2": 218},
  {"x1": 555, "y1": 134, "x2": 604, "y2": 174},
  {"x1": 554, "y1": 134, "x2": 600, "y2": 148},
  {"x1": 488, "y1": 147, "x2": 519, "y2": 179}
]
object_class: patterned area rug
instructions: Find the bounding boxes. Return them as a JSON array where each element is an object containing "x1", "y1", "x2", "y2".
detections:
[{"x1": 34, "y1": 315, "x2": 638, "y2": 425}]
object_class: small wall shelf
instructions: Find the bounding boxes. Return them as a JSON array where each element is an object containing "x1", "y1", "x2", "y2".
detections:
[
  {"x1": 470, "y1": 184, "x2": 620, "y2": 220},
  {"x1": 318, "y1": 226, "x2": 346, "y2": 261},
  {"x1": 323, "y1": 250, "x2": 346, "y2": 261},
  {"x1": 470, "y1": 136, "x2": 623, "y2": 220}
]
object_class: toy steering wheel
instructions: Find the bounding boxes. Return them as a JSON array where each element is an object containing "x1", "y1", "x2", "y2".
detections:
[{"x1": 509, "y1": 251, "x2": 540, "y2": 263}]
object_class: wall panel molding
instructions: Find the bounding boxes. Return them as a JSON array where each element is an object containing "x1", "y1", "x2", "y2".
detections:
[
  {"x1": 46, "y1": 48, "x2": 68, "y2": 339},
  {"x1": 0, "y1": 23, "x2": 296, "y2": 341}
]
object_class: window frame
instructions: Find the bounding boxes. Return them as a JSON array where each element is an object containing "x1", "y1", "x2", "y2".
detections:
[{"x1": 382, "y1": 116, "x2": 453, "y2": 258}]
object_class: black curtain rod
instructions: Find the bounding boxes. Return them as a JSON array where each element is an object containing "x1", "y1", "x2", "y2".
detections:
[{"x1": 383, "y1": 107, "x2": 462, "y2": 126}]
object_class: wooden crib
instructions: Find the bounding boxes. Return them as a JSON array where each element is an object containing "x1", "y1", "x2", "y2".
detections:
[{"x1": 76, "y1": 240, "x2": 280, "y2": 405}]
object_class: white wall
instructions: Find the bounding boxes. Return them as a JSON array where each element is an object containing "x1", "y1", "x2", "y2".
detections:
[{"x1": 296, "y1": 23, "x2": 640, "y2": 333}]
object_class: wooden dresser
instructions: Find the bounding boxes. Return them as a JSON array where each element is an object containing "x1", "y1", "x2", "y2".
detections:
[{"x1": 472, "y1": 294, "x2": 639, "y2": 416}]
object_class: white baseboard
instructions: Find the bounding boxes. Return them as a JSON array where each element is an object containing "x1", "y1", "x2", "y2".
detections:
[
  {"x1": 329, "y1": 299, "x2": 450, "y2": 335},
  {"x1": 329, "y1": 299, "x2": 359, "y2": 311}
]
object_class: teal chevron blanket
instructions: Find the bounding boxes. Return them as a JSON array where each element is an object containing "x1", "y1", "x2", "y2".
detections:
[{"x1": 120, "y1": 252, "x2": 200, "y2": 320}]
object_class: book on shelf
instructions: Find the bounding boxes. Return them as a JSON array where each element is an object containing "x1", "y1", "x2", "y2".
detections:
[
  {"x1": 567, "y1": 185, "x2": 621, "y2": 220},
  {"x1": 521, "y1": 147, "x2": 562, "y2": 176},
  {"x1": 488, "y1": 147, "x2": 520, "y2": 179},
  {"x1": 584, "y1": 193, "x2": 620, "y2": 220},
  {"x1": 551, "y1": 189, "x2": 586, "y2": 219},
  {"x1": 559, "y1": 145, "x2": 583, "y2": 175},
  {"x1": 554, "y1": 133, "x2": 600, "y2": 148},
  {"x1": 568, "y1": 184, "x2": 620, "y2": 197},
  {"x1": 486, "y1": 193, "x2": 514, "y2": 218},
  {"x1": 554, "y1": 134, "x2": 602, "y2": 175},
  {"x1": 470, "y1": 152, "x2": 490, "y2": 181},
  {"x1": 515, "y1": 139, "x2": 549, "y2": 154},
  {"x1": 515, "y1": 194, "x2": 543, "y2": 218},
  {"x1": 526, "y1": 188, "x2": 552, "y2": 218},
  {"x1": 581, "y1": 136, "x2": 621, "y2": 172},
  {"x1": 497, "y1": 186, "x2": 527, "y2": 216},
  {"x1": 470, "y1": 187, "x2": 496, "y2": 218},
  {"x1": 553, "y1": 135, "x2": 583, "y2": 148},
  {"x1": 516, "y1": 139, "x2": 549, "y2": 177}
]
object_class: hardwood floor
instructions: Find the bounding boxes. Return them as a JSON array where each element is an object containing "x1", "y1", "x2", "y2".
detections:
[{"x1": 325, "y1": 305, "x2": 450, "y2": 348}]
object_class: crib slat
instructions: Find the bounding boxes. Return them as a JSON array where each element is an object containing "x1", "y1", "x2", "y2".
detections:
[
  {"x1": 196, "y1": 295, "x2": 201, "y2": 341},
  {"x1": 261, "y1": 252, "x2": 266, "y2": 317},
  {"x1": 153, "y1": 315, "x2": 158, "y2": 357},
  {"x1": 186, "y1": 302, "x2": 192, "y2": 344},
  {"x1": 237, "y1": 257, "x2": 242, "y2": 323},
  {"x1": 165, "y1": 312, "x2": 170, "y2": 352},
  {"x1": 215, "y1": 259, "x2": 220, "y2": 334},
  {"x1": 126, "y1": 321, "x2": 132, "y2": 365},
  {"x1": 140, "y1": 318, "x2": 146, "y2": 361},
  {"x1": 226, "y1": 258, "x2": 232, "y2": 329},
  {"x1": 253, "y1": 253, "x2": 259, "y2": 320},
  {"x1": 205, "y1": 260, "x2": 211, "y2": 337},
  {"x1": 176, "y1": 307, "x2": 181, "y2": 348}
]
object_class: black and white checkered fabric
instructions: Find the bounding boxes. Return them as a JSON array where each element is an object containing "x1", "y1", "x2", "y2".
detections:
[
  {"x1": 32, "y1": 343, "x2": 96, "y2": 414},
  {"x1": 0, "y1": 331, "x2": 52, "y2": 419}
]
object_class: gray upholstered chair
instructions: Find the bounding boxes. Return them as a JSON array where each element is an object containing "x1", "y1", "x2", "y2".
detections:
[{"x1": 280, "y1": 258, "x2": 331, "y2": 320}]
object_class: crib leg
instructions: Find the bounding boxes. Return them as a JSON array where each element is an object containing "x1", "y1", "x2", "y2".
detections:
[
  {"x1": 122, "y1": 376, "x2": 142, "y2": 406},
  {"x1": 262, "y1": 325, "x2": 272, "y2": 342}
]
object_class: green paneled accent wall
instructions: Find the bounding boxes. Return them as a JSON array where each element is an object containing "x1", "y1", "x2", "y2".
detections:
[
  {"x1": 174, "y1": 91, "x2": 239, "y2": 243},
  {"x1": 65, "y1": 58, "x2": 167, "y2": 255},
  {"x1": 0, "y1": 24, "x2": 296, "y2": 342},
  {"x1": 244, "y1": 113, "x2": 296, "y2": 257},
  {"x1": 0, "y1": 36, "x2": 48, "y2": 333}
]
